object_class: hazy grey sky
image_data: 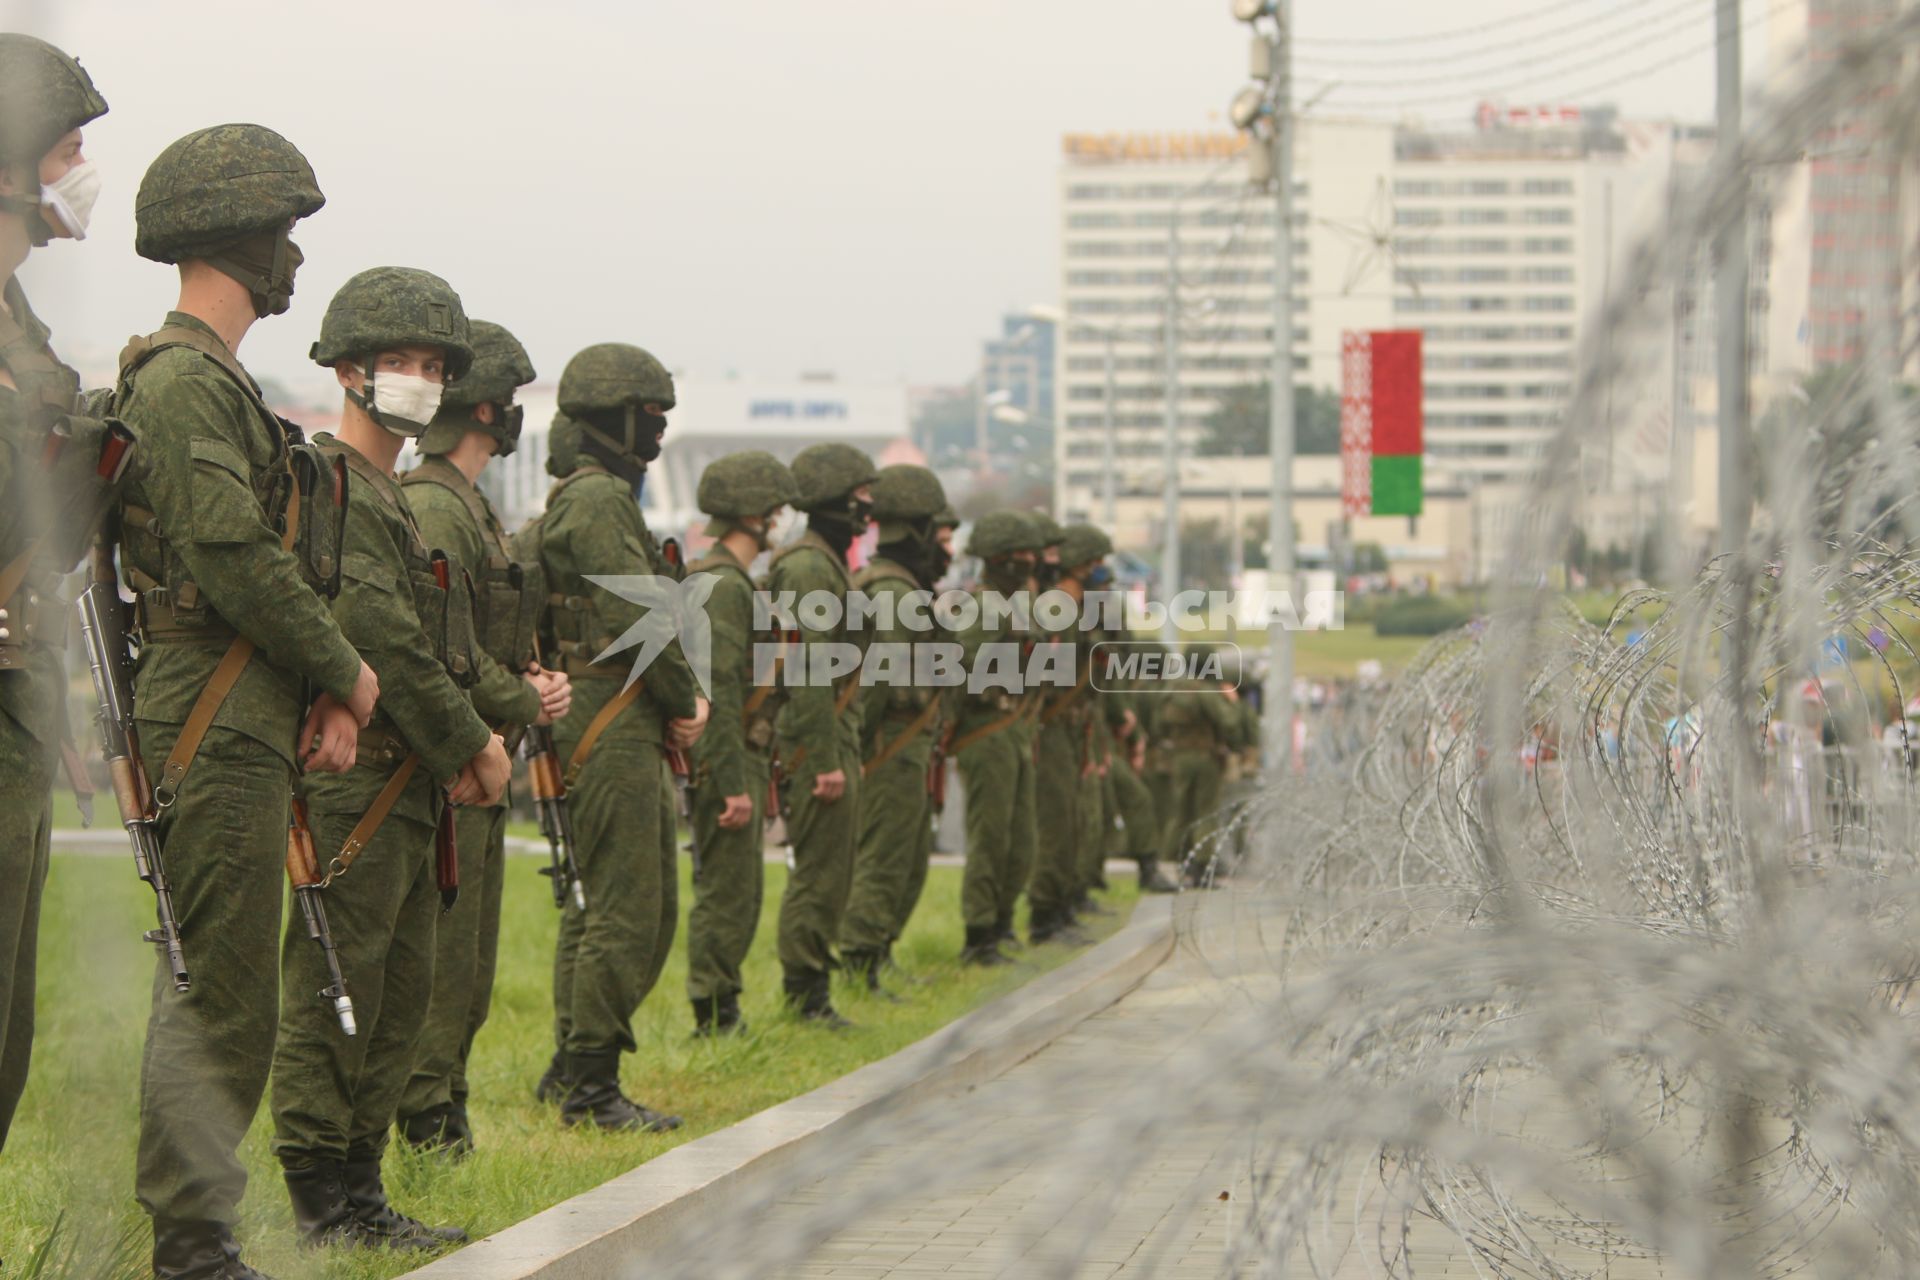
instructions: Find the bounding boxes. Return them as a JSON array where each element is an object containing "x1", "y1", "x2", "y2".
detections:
[{"x1": 5, "y1": 0, "x2": 1748, "y2": 398}]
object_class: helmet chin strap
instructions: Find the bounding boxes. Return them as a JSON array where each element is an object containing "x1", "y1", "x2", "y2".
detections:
[{"x1": 0, "y1": 188, "x2": 55, "y2": 248}]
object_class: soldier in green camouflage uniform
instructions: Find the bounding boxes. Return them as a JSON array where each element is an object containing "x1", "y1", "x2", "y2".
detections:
[
  {"x1": 1152, "y1": 645, "x2": 1244, "y2": 886},
  {"x1": 839, "y1": 464, "x2": 948, "y2": 992},
  {"x1": 1104, "y1": 675, "x2": 1174, "y2": 894},
  {"x1": 533, "y1": 344, "x2": 707, "y2": 1130},
  {"x1": 771, "y1": 443, "x2": 877, "y2": 1025},
  {"x1": 113, "y1": 125, "x2": 388, "y2": 1280},
  {"x1": 895, "y1": 504, "x2": 962, "y2": 945},
  {"x1": 1027, "y1": 514, "x2": 1096, "y2": 946},
  {"x1": 0, "y1": 35, "x2": 106, "y2": 1161},
  {"x1": 951, "y1": 511, "x2": 1041, "y2": 965},
  {"x1": 270, "y1": 267, "x2": 512, "y2": 1251},
  {"x1": 1060, "y1": 525, "x2": 1119, "y2": 916},
  {"x1": 395, "y1": 320, "x2": 568, "y2": 1155},
  {"x1": 684, "y1": 450, "x2": 796, "y2": 1036}
]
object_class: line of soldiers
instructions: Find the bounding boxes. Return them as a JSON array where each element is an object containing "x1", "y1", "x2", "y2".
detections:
[{"x1": 0, "y1": 34, "x2": 1258, "y2": 1280}]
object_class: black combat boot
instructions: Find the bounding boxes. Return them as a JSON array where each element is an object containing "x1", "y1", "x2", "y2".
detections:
[
  {"x1": 843, "y1": 949, "x2": 903, "y2": 1003},
  {"x1": 152, "y1": 1217, "x2": 275, "y2": 1279},
  {"x1": 281, "y1": 1161, "x2": 358, "y2": 1249},
  {"x1": 717, "y1": 989, "x2": 746, "y2": 1033},
  {"x1": 995, "y1": 916, "x2": 1025, "y2": 951},
  {"x1": 1076, "y1": 892, "x2": 1115, "y2": 918},
  {"x1": 341, "y1": 1151, "x2": 467, "y2": 1247},
  {"x1": 1030, "y1": 906, "x2": 1093, "y2": 947},
  {"x1": 534, "y1": 1048, "x2": 571, "y2": 1103},
  {"x1": 560, "y1": 1050, "x2": 683, "y2": 1132},
  {"x1": 1136, "y1": 855, "x2": 1178, "y2": 894},
  {"x1": 398, "y1": 1101, "x2": 471, "y2": 1159},
  {"x1": 784, "y1": 969, "x2": 853, "y2": 1028},
  {"x1": 690, "y1": 995, "x2": 720, "y2": 1038},
  {"x1": 959, "y1": 925, "x2": 1011, "y2": 966}
]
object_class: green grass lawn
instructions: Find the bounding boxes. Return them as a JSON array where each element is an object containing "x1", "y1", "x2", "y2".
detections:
[{"x1": 4, "y1": 851, "x2": 1137, "y2": 1279}]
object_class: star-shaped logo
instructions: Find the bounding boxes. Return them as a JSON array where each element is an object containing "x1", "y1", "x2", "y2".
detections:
[{"x1": 583, "y1": 572, "x2": 720, "y2": 699}]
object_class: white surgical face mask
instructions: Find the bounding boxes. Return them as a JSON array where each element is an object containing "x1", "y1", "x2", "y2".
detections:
[
  {"x1": 40, "y1": 159, "x2": 99, "y2": 240},
  {"x1": 359, "y1": 367, "x2": 444, "y2": 438}
]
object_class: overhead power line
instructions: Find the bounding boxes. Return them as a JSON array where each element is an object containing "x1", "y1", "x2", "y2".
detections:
[
  {"x1": 1294, "y1": 0, "x2": 1618, "y2": 48},
  {"x1": 1296, "y1": 0, "x2": 1688, "y2": 81}
]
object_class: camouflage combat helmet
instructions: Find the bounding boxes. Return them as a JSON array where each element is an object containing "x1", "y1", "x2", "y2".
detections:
[
  {"x1": 134, "y1": 123, "x2": 323, "y2": 263},
  {"x1": 557, "y1": 342, "x2": 675, "y2": 414},
  {"x1": 1059, "y1": 522, "x2": 1113, "y2": 568},
  {"x1": 790, "y1": 443, "x2": 878, "y2": 512},
  {"x1": 557, "y1": 342, "x2": 675, "y2": 463},
  {"x1": 310, "y1": 266, "x2": 474, "y2": 380},
  {"x1": 933, "y1": 504, "x2": 961, "y2": 530},
  {"x1": 699, "y1": 451, "x2": 798, "y2": 540},
  {"x1": 0, "y1": 35, "x2": 106, "y2": 168},
  {"x1": 418, "y1": 319, "x2": 535, "y2": 457},
  {"x1": 870, "y1": 464, "x2": 947, "y2": 544},
  {"x1": 1030, "y1": 510, "x2": 1067, "y2": 548},
  {"x1": 967, "y1": 510, "x2": 1042, "y2": 560},
  {"x1": 546, "y1": 414, "x2": 583, "y2": 477}
]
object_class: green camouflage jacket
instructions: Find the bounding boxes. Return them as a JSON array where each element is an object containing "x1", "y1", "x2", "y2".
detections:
[
  {"x1": 768, "y1": 528, "x2": 861, "y2": 773},
  {"x1": 114, "y1": 311, "x2": 361, "y2": 763},
  {"x1": 538, "y1": 464, "x2": 698, "y2": 749},
  {"x1": 302, "y1": 434, "x2": 491, "y2": 824}
]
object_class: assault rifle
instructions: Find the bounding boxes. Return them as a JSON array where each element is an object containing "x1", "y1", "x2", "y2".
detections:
[
  {"x1": 666, "y1": 746, "x2": 698, "y2": 875},
  {"x1": 526, "y1": 719, "x2": 585, "y2": 911},
  {"x1": 287, "y1": 797, "x2": 356, "y2": 1035},
  {"x1": 76, "y1": 550, "x2": 189, "y2": 992}
]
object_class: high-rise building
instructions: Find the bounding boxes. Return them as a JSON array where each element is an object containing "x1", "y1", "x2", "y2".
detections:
[
  {"x1": 1052, "y1": 122, "x2": 1396, "y2": 526},
  {"x1": 1053, "y1": 112, "x2": 1700, "y2": 526},
  {"x1": 1763, "y1": 0, "x2": 1905, "y2": 382}
]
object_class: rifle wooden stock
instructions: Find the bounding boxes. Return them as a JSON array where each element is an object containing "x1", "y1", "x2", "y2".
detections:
[{"x1": 288, "y1": 798, "x2": 355, "y2": 1036}]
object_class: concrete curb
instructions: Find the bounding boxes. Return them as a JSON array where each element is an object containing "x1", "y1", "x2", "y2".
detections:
[{"x1": 398, "y1": 894, "x2": 1178, "y2": 1280}]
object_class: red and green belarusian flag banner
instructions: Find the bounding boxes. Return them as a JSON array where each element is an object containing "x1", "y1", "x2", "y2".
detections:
[{"x1": 1340, "y1": 329, "x2": 1423, "y2": 517}]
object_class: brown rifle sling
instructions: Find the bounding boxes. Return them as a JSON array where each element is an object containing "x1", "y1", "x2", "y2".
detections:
[
  {"x1": 862, "y1": 696, "x2": 943, "y2": 779},
  {"x1": 947, "y1": 706, "x2": 1027, "y2": 757},
  {"x1": 324, "y1": 751, "x2": 421, "y2": 884},
  {"x1": 153, "y1": 477, "x2": 303, "y2": 806},
  {"x1": 563, "y1": 678, "x2": 647, "y2": 788},
  {"x1": 0, "y1": 541, "x2": 37, "y2": 610},
  {"x1": 781, "y1": 676, "x2": 860, "y2": 773},
  {"x1": 1039, "y1": 663, "x2": 1093, "y2": 726}
]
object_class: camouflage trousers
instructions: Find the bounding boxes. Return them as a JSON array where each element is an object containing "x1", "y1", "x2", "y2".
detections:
[
  {"x1": 1028, "y1": 716, "x2": 1084, "y2": 922},
  {"x1": 552, "y1": 738, "x2": 676, "y2": 1057},
  {"x1": 685, "y1": 755, "x2": 769, "y2": 1003},
  {"x1": 956, "y1": 722, "x2": 1036, "y2": 933},
  {"x1": 397, "y1": 802, "x2": 507, "y2": 1126},
  {"x1": 271, "y1": 803, "x2": 437, "y2": 1167},
  {"x1": 775, "y1": 729, "x2": 862, "y2": 979},
  {"x1": 839, "y1": 730, "x2": 931, "y2": 955},
  {"x1": 133, "y1": 722, "x2": 290, "y2": 1224},
  {"x1": 1076, "y1": 762, "x2": 1108, "y2": 893},
  {"x1": 0, "y1": 708, "x2": 51, "y2": 1155},
  {"x1": 1161, "y1": 750, "x2": 1227, "y2": 873}
]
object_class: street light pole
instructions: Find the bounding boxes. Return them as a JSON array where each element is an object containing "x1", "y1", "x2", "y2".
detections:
[
  {"x1": 1161, "y1": 207, "x2": 1182, "y2": 637},
  {"x1": 1103, "y1": 332, "x2": 1118, "y2": 526},
  {"x1": 1713, "y1": 0, "x2": 1750, "y2": 558},
  {"x1": 1267, "y1": 1, "x2": 1296, "y2": 772}
]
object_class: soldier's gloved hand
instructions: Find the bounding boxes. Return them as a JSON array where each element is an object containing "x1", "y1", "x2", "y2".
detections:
[
  {"x1": 299, "y1": 694, "x2": 360, "y2": 774},
  {"x1": 346, "y1": 660, "x2": 381, "y2": 727},
  {"x1": 812, "y1": 768, "x2": 846, "y2": 802},
  {"x1": 450, "y1": 734, "x2": 511, "y2": 807},
  {"x1": 668, "y1": 695, "x2": 711, "y2": 750},
  {"x1": 717, "y1": 792, "x2": 754, "y2": 829},
  {"x1": 529, "y1": 667, "x2": 572, "y2": 726}
]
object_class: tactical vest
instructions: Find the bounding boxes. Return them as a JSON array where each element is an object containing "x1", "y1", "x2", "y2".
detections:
[
  {"x1": 112, "y1": 325, "x2": 346, "y2": 645},
  {"x1": 770, "y1": 533, "x2": 862, "y2": 709},
  {"x1": 692, "y1": 549, "x2": 783, "y2": 750},
  {"x1": 326, "y1": 441, "x2": 477, "y2": 690},
  {"x1": 852, "y1": 558, "x2": 935, "y2": 715},
  {"x1": 400, "y1": 456, "x2": 542, "y2": 674},
  {"x1": 0, "y1": 283, "x2": 131, "y2": 670},
  {"x1": 523, "y1": 463, "x2": 678, "y2": 677}
]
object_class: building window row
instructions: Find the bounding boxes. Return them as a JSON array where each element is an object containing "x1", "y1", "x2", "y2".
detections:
[
  {"x1": 1426, "y1": 412, "x2": 1563, "y2": 428},
  {"x1": 1395, "y1": 294, "x2": 1575, "y2": 314},
  {"x1": 1423, "y1": 382, "x2": 1571, "y2": 401},
  {"x1": 1065, "y1": 238, "x2": 1309, "y2": 260},
  {"x1": 1064, "y1": 181, "x2": 1301, "y2": 202},
  {"x1": 1068, "y1": 297, "x2": 1311, "y2": 319},
  {"x1": 1421, "y1": 324, "x2": 1575, "y2": 342},
  {"x1": 1424, "y1": 352, "x2": 1572, "y2": 371},
  {"x1": 1395, "y1": 206, "x2": 1577, "y2": 227},
  {"x1": 1401, "y1": 265, "x2": 1573, "y2": 285},
  {"x1": 1395, "y1": 236, "x2": 1576, "y2": 256},
  {"x1": 1064, "y1": 267, "x2": 1311, "y2": 288}
]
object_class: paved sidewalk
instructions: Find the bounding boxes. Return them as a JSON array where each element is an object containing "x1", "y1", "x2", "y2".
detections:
[{"x1": 756, "y1": 893, "x2": 1260, "y2": 1279}]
